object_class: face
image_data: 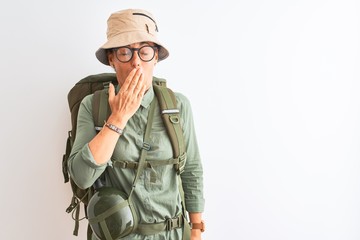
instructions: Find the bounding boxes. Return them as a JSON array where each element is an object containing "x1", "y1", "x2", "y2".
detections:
[{"x1": 108, "y1": 42, "x2": 158, "y2": 89}]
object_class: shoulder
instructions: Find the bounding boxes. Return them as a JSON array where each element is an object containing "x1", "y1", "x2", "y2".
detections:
[
  {"x1": 173, "y1": 92, "x2": 194, "y2": 119},
  {"x1": 174, "y1": 92, "x2": 191, "y2": 108},
  {"x1": 81, "y1": 93, "x2": 94, "y2": 107},
  {"x1": 78, "y1": 93, "x2": 95, "y2": 115}
]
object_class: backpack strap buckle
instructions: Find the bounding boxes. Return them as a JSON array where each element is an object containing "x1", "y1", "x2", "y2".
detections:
[
  {"x1": 113, "y1": 160, "x2": 138, "y2": 169},
  {"x1": 66, "y1": 196, "x2": 79, "y2": 213},
  {"x1": 142, "y1": 142, "x2": 151, "y2": 151},
  {"x1": 166, "y1": 215, "x2": 183, "y2": 231},
  {"x1": 102, "y1": 81, "x2": 112, "y2": 89},
  {"x1": 165, "y1": 218, "x2": 173, "y2": 231}
]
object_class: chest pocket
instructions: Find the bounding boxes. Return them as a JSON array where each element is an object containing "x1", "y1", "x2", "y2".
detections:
[{"x1": 111, "y1": 128, "x2": 142, "y2": 162}]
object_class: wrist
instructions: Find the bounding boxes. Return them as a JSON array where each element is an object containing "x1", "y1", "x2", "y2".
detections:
[
  {"x1": 104, "y1": 122, "x2": 123, "y2": 135},
  {"x1": 190, "y1": 220, "x2": 205, "y2": 232},
  {"x1": 191, "y1": 228, "x2": 202, "y2": 239},
  {"x1": 107, "y1": 115, "x2": 127, "y2": 129}
]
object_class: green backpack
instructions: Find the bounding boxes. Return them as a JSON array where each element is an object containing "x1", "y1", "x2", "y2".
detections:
[{"x1": 62, "y1": 73, "x2": 189, "y2": 239}]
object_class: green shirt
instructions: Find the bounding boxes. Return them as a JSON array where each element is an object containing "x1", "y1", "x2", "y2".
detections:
[{"x1": 68, "y1": 85, "x2": 204, "y2": 239}]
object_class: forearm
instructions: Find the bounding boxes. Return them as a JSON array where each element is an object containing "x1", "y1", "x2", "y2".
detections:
[
  {"x1": 189, "y1": 212, "x2": 202, "y2": 223},
  {"x1": 88, "y1": 115, "x2": 126, "y2": 165},
  {"x1": 68, "y1": 143, "x2": 107, "y2": 189},
  {"x1": 68, "y1": 96, "x2": 127, "y2": 187},
  {"x1": 189, "y1": 212, "x2": 204, "y2": 240},
  {"x1": 88, "y1": 71, "x2": 146, "y2": 164}
]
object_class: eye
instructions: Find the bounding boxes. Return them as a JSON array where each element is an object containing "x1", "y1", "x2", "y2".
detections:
[
  {"x1": 140, "y1": 47, "x2": 152, "y2": 56},
  {"x1": 117, "y1": 48, "x2": 131, "y2": 56}
]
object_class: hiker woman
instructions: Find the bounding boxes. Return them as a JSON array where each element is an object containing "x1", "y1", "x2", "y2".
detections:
[{"x1": 68, "y1": 9, "x2": 205, "y2": 240}]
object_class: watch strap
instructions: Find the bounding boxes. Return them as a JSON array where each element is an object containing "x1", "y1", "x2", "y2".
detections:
[{"x1": 190, "y1": 220, "x2": 205, "y2": 232}]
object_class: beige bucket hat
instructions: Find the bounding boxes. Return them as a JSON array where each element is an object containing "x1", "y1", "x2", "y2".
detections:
[{"x1": 95, "y1": 9, "x2": 169, "y2": 65}]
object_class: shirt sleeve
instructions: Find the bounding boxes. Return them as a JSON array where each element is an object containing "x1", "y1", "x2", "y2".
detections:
[
  {"x1": 176, "y1": 92, "x2": 205, "y2": 213},
  {"x1": 67, "y1": 94, "x2": 108, "y2": 189}
]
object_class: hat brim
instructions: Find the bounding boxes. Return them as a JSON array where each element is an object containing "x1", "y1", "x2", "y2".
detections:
[{"x1": 95, "y1": 31, "x2": 169, "y2": 65}]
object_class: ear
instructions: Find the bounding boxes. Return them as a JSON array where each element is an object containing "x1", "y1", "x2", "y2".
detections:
[
  {"x1": 154, "y1": 47, "x2": 159, "y2": 64},
  {"x1": 107, "y1": 51, "x2": 115, "y2": 67},
  {"x1": 154, "y1": 51, "x2": 159, "y2": 64}
]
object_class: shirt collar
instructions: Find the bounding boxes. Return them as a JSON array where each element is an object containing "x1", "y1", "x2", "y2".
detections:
[{"x1": 141, "y1": 85, "x2": 154, "y2": 108}]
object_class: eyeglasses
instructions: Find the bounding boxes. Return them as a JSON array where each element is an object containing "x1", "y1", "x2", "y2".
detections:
[{"x1": 113, "y1": 45, "x2": 157, "y2": 63}]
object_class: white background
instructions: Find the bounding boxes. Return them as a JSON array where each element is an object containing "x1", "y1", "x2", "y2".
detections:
[{"x1": 1, "y1": 0, "x2": 360, "y2": 239}]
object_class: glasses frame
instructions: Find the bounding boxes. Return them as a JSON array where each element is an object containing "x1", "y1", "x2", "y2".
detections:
[{"x1": 112, "y1": 45, "x2": 158, "y2": 63}]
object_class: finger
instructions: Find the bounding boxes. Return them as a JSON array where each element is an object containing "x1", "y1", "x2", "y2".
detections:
[
  {"x1": 137, "y1": 81, "x2": 147, "y2": 99},
  {"x1": 122, "y1": 68, "x2": 140, "y2": 91},
  {"x1": 108, "y1": 83, "x2": 115, "y2": 103},
  {"x1": 135, "y1": 74, "x2": 147, "y2": 98},
  {"x1": 133, "y1": 73, "x2": 145, "y2": 95},
  {"x1": 128, "y1": 68, "x2": 143, "y2": 93}
]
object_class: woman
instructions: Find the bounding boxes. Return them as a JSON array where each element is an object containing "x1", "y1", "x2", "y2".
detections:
[{"x1": 68, "y1": 9, "x2": 205, "y2": 240}]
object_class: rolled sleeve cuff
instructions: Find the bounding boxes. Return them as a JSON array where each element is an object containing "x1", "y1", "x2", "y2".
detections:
[{"x1": 81, "y1": 144, "x2": 110, "y2": 169}]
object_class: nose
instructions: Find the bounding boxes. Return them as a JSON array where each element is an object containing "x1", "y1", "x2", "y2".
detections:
[{"x1": 131, "y1": 50, "x2": 141, "y2": 68}]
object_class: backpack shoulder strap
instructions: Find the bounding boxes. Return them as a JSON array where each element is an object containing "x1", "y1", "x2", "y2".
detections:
[
  {"x1": 152, "y1": 77, "x2": 186, "y2": 174},
  {"x1": 153, "y1": 77, "x2": 191, "y2": 239},
  {"x1": 92, "y1": 88, "x2": 111, "y2": 131}
]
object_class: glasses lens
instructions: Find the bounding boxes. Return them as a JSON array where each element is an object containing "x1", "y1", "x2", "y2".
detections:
[
  {"x1": 116, "y1": 47, "x2": 132, "y2": 62},
  {"x1": 139, "y1": 46, "x2": 155, "y2": 62},
  {"x1": 115, "y1": 46, "x2": 156, "y2": 62}
]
